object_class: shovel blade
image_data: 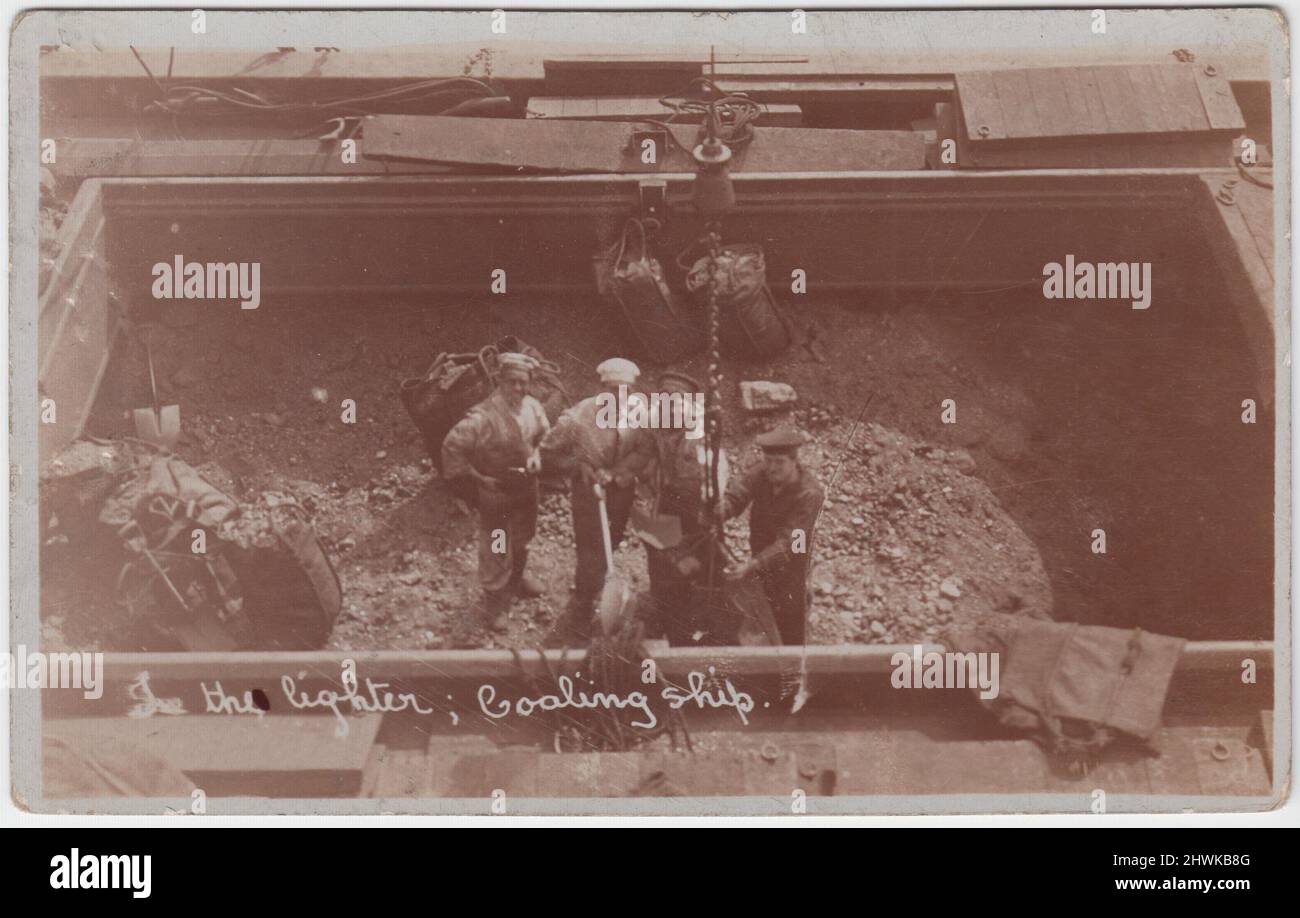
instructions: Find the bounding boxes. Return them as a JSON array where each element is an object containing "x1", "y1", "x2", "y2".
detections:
[
  {"x1": 629, "y1": 507, "x2": 683, "y2": 550},
  {"x1": 132, "y1": 404, "x2": 181, "y2": 448},
  {"x1": 157, "y1": 404, "x2": 181, "y2": 448},
  {"x1": 132, "y1": 407, "x2": 163, "y2": 443},
  {"x1": 596, "y1": 575, "x2": 634, "y2": 636}
]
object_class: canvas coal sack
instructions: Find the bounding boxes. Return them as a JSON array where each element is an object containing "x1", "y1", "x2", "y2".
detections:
[
  {"x1": 400, "y1": 335, "x2": 568, "y2": 471},
  {"x1": 684, "y1": 243, "x2": 790, "y2": 360},
  {"x1": 954, "y1": 619, "x2": 1186, "y2": 765},
  {"x1": 593, "y1": 218, "x2": 699, "y2": 364},
  {"x1": 103, "y1": 457, "x2": 342, "y2": 651}
]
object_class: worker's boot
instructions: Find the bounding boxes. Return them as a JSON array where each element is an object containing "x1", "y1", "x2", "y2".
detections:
[
  {"x1": 516, "y1": 571, "x2": 545, "y2": 599},
  {"x1": 508, "y1": 547, "x2": 544, "y2": 600}
]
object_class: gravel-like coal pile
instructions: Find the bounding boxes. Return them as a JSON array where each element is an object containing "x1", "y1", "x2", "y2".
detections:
[{"x1": 781, "y1": 415, "x2": 1052, "y2": 645}]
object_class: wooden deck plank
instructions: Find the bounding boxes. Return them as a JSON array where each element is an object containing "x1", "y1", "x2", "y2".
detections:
[
  {"x1": 954, "y1": 70, "x2": 1008, "y2": 140},
  {"x1": 527, "y1": 96, "x2": 803, "y2": 126},
  {"x1": 1151, "y1": 64, "x2": 1211, "y2": 132},
  {"x1": 1093, "y1": 65, "x2": 1148, "y2": 134},
  {"x1": 1022, "y1": 68, "x2": 1075, "y2": 139},
  {"x1": 959, "y1": 64, "x2": 1243, "y2": 145},
  {"x1": 363, "y1": 746, "x2": 432, "y2": 798},
  {"x1": 362, "y1": 114, "x2": 925, "y2": 173},
  {"x1": 1069, "y1": 67, "x2": 1113, "y2": 136},
  {"x1": 47, "y1": 138, "x2": 455, "y2": 179},
  {"x1": 45, "y1": 715, "x2": 382, "y2": 773},
  {"x1": 990, "y1": 69, "x2": 1043, "y2": 139},
  {"x1": 47, "y1": 718, "x2": 1270, "y2": 799}
]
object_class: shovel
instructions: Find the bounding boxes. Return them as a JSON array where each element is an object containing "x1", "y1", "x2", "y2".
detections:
[
  {"x1": 132, "y1": 328, "x2": 181, "y2": 448},
  {"x1": 629, "y1": 504, "x2": 683, "y2": 551},
  {"x1": 593, "y1": 482, "x2": 635, "y2": 637}
]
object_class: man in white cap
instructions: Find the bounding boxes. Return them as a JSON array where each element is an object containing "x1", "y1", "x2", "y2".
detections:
[
  {"x1": 541, "y1": 356, "x2": 656, "y2": 639},
  {"x1": 442, "y1": 352, "x2": 550, "y2": 631}
]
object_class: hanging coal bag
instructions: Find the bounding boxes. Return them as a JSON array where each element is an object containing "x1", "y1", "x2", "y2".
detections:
[
  {"x1": 593, "y1": 218, "x2": 701, "y2": 364},
  {"x1": 684, "y1": 243, "x2": 790, "y2": 360}
]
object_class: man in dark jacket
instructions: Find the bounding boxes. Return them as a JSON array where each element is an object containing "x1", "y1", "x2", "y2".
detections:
[
  {"x1": 722, "y1": 428, "x2": 826, "y2": 645},
  {"x1": 637, "y1": 370, "x2": 718, "y2": 644}
]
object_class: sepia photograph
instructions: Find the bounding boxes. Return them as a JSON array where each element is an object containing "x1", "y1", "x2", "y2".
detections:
[{"x1": 7, "y1": 7, "x2": 1290, "y2": 819}]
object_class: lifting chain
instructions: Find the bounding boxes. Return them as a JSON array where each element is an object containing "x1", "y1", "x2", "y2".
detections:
[{"x1": 703, "y1": 225, "x2": 724, "y2": 536}]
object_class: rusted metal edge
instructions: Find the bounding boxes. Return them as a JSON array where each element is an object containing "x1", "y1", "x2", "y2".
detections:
[
  {"x1": 92, "y1": 168, "x2": 1216, "y2": 220},
  {"x1": 94, "y1": 165, "x2": 1237, "y2": 188},
  {"x1": 91, "y1": 640, "x2": 1272, "y2": 683}
]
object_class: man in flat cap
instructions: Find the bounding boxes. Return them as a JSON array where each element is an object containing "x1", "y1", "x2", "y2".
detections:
[
  {"x1": 442, "y1": 352, "x2": 550, "y2": 631},
  {"x1": 721, "y1": 427, "x2": 825, "y2": 645},
  {"x1": 542, "y1": 356, "x2": 657, "y2": 639}
]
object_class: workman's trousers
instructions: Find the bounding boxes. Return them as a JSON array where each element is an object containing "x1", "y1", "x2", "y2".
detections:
[
  {"x1": 476, "y1": 478, "x2": 539, "y2": 609},
  {"x1": 759, "y1": 560, "x2": 811, "y2": 646},
  {"x1": 646, "y1": 547, "x2": 698, "y2": 643},
  {"x1": 569, "y1": 476, "x2": 634, "y2": 615}
]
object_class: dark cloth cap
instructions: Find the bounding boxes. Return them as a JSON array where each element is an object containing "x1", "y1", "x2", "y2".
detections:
[{"x1": 756, "y1": 427, "x2": 805, "y2": 453}]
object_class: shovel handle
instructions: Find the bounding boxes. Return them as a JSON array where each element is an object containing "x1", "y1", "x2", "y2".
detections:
[
  {"x1": 594, "y1": 484, "x2": 615, "y2": 570},
  {"x1": 139, "y1": 546, "x2": 191, "y2": 613},
  {"x1": 144, "y1": 327, "x2": 161, "y2": 414}
]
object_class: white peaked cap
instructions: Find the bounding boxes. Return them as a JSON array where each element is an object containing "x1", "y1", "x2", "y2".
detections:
[{"x1": 596, "y1": 357, "x2": 641, "y2": 384}]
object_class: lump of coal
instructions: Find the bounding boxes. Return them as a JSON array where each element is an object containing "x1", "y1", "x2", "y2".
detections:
[{"x1": 740, "y1": 380, "x2": 799, "y2": 412}]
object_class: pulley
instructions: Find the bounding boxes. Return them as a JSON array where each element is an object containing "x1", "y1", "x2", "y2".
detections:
[{"x1": 691, "y1": 105, "x2": 736, "y2": 220}]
